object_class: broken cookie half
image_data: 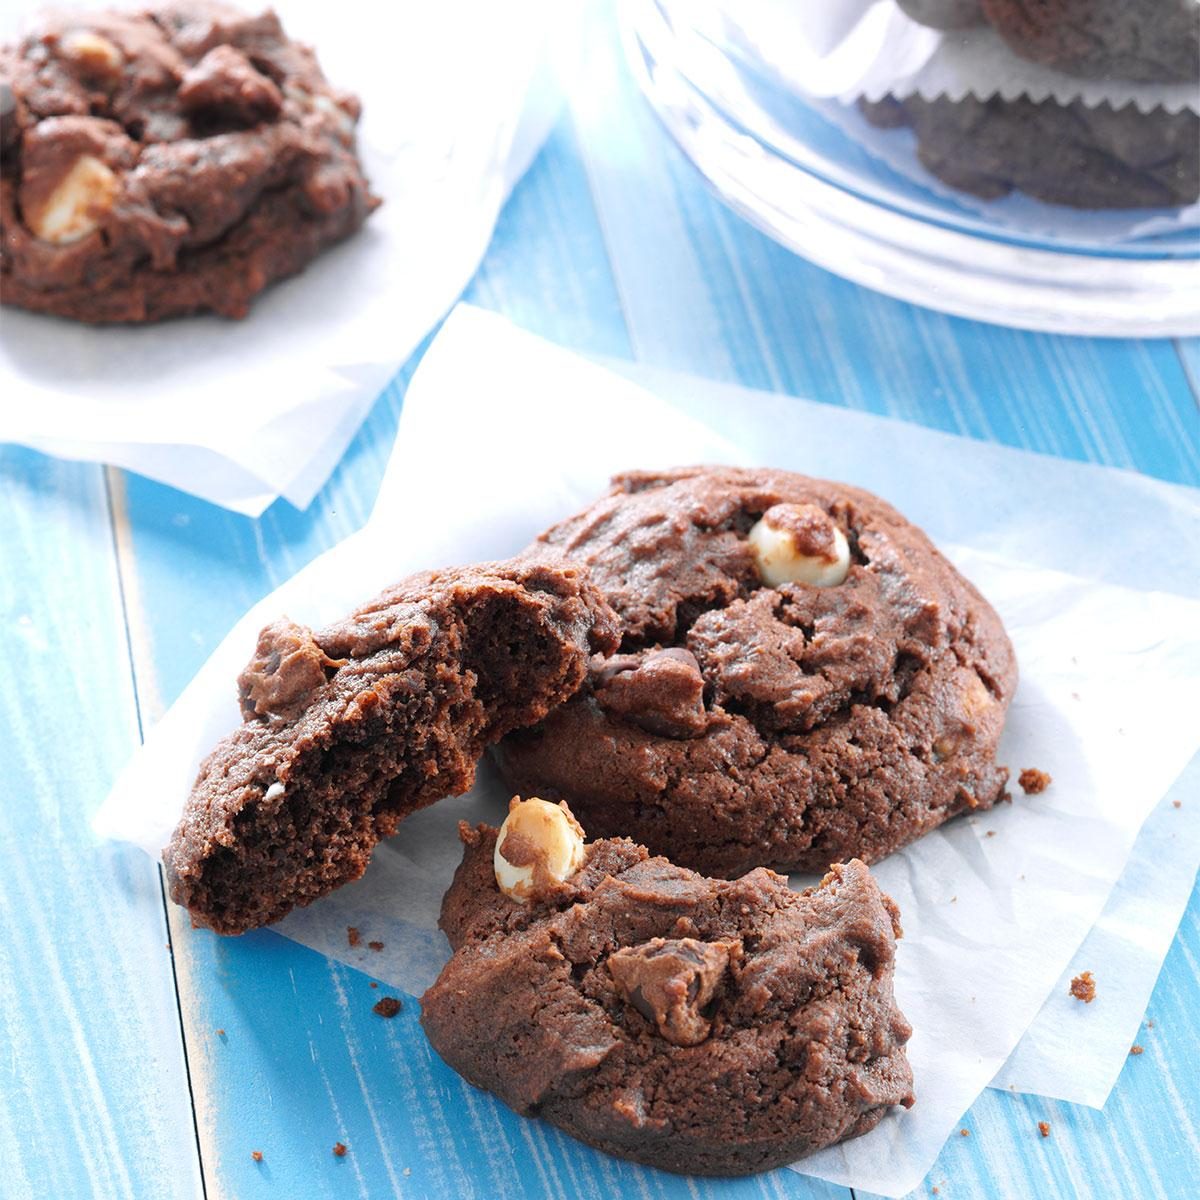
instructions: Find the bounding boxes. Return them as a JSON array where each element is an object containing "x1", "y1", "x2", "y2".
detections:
[
  {"x1": 163, "y1": 558, "x2": 619, "y2": 935},
  {"x1": 421, "y1": 799, "x2": 915, "y2": 1176}
]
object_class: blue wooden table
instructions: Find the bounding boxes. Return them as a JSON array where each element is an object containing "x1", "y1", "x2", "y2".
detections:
[{"x1": 3, "y1": 12, "x2": 1198, "y2": 1200}]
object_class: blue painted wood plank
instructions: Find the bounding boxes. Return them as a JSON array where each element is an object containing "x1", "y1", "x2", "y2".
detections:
[
  {"x1": 0, "y1": 450, "x2": 202, "y2": 1200},
  {"x1": 567, "y1": 4, "x2": 1200, "y2": 489},
  {"x1": 465, "y1": 121, "x2": 634, "y2": 361},
  {"x1": 1173, "y1": 339, "x2": 1200, "y2": 414},
  {"x1": 42, "y1": 27, "x2": 1196, "y2": 1200}
]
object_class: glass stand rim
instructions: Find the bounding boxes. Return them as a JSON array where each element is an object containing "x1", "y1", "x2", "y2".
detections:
[{"x1": 621, "y1": 0, "x2": 1200, "y2": 339}]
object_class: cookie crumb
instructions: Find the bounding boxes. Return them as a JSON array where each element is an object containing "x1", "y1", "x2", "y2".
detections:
[
  {"x1": 960, "y1": 1128, "x2": 970, "y2": 1136},
  {"x1": 1019, "y1": 768, "x2": 1052, "y2": 795},
  {"x1": 985, "y1": 830, "x2": 995, "y2": 838},
  {"x1": 932, "y1": 1189, "x2": 939, "y2": 1195},
  {"x1": 1147, "y1": 1019, "x2": 1155, "y2": 1028},
  {"x1": 1069, "y1": 971, "x2": 1096, "y2": 1003},
  {"x1": 369, "y1": 981, "x2": 378, "y2": 989},
  {"x1": 333, "y1": 1142, "x2": 348, "y2": 1157},
  {"x1": 1173, "y1": 800, "x2": 1182, "y2": 809},
  {"x1": 1038, "y1": 1122, "x2": 1051, "y2": 1139},
  {"x1": 251, "y1": 1150, "x2": 263, "y2": 1162},
  {"x1": 215, "y1": 1028, "x2": 225, "y2": 1036},
  {"x1": 368, "y1": 940, "x2": 384, "y2": 952},
  {"x1": 347, "y1": 926, "x2": 361, "y2": 948},
  {"x1": 1129, "y1": 1045, "x2": 1144, "y2": 1056},
  {"x1": 373, "y1": 996, "x2": 402, "y2": 1018}
]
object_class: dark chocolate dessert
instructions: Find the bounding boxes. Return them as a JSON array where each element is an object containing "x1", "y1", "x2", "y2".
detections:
[
  {"x1": 1, "y1": 2, "x2": 378, "y2": 322},
  {"x1": 422, "y1": 813, "x2": 915, "y2": 1176},
  {"x1": 495, "y1": 467, "x2": 1017, "y2": 878},
  {"x1": 164, "y1": 557, "x2": 619, "y2": 934}
]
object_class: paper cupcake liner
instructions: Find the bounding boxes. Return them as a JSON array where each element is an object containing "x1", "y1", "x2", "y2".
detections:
[
  {"x1": 705, "y1": 0, "x2": 1199, "y2": 115},
  {"x1": 869, "y1": 24, "x2": 1199, "y2": 116}
]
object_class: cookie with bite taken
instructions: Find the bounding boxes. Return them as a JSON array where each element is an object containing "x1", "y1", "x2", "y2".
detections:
[{"x1": 164, "y1": 557, "x2": 619, "y2": 935}]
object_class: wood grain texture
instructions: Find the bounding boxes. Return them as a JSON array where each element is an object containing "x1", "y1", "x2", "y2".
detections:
[
  {"x1": 0, "y1": 450, "x2": 202, "y2": 1200},
  {"x1": 2, "y1": 6, "x2": 1198, "y2": 1197}
]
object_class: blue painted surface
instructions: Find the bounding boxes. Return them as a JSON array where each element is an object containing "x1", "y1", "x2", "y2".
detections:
[{"x1": 2, "y1": 10, "x2": 1199, "y2": 1200}]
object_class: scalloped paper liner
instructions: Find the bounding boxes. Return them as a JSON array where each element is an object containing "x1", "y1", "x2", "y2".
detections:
[
  {"x1": 865, "y1": 24, "x2": 1199, "y2": 116},
  {"x1": 709, "y1": 0, "x2": 1198, "y2": 116}
]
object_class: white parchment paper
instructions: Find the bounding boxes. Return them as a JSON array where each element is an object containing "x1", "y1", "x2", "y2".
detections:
[
  {"x1": 993, "y1": 756, "x2": 1200, "y2": 1108},
  {"x1": 0, "y1": 0, "x2": 575, "y2": 515},
  {"x1": 94, "y1": 306, "x2": 1200, "y2": 1198}
]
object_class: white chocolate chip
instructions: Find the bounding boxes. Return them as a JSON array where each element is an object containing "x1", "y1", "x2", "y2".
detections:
[
  {"x1": 961, "y1": 673, "x2": 995, "y2": 721},
  {"x1": 748, "y1": 504, "x2": 850, "y2": 588},
  {"x1": 312, "y1": 93, "x2": 356, "y2": 135},
  {"x1": 61, "y1": 30, "x2": 123, "y2": 76},
  {"x1": 494, "y1": 797, "x2": 586, "y2": 902},
  {"x1": 28, "y1": 154, "x2": 118, "y2": 245},
  {"x1": 263, "y1": 781, "x2": 286, "y2": 802}
]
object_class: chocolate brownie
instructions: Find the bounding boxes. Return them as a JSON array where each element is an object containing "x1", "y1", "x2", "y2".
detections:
[
  {"x1": 978, "y1": 0, "x2": 1200, "y2": 85},
  {"x1": 0, "y1": 2, "x2": 377, "y2": 323},
  {"x1": 896, "y1": 0, "x2": 986, "y2": 31},
  {"x1": 494, "y1": 467, "x2": 1017, "y2": 879},
  {"x1": 163, "y1": 558, "x2": 619, "y2": 935},
  {"x1": 860, "y1": 94, "x2": 1199, "y2": 210},
  {"x1": 897, "y1": 0, "x2": 1199, "y2": 83},
  {"x1": 422, "y1": 821, "x2": 914, "y2": 1176}
]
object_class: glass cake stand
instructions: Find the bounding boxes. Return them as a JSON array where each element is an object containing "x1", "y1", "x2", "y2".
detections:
[{"x1": 621, "y1": 0, "x2": 1200, "y2": 337}]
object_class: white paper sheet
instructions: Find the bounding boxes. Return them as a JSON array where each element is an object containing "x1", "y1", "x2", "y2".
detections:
[
  {"x1": 94, "y1": 306, "x2": 1200, "y2": 1198},
  {"x1": 993, "y1": 758, "x2": 1200, "y2": 1108},
  {"x1": 0, "y1": 0, "x2": 575, "y2": 515}
]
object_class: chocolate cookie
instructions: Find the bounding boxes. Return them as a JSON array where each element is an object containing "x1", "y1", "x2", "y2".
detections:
[
  {"x1": 861, "y1": 93, "x2": 1199, "y2": 210},
  {"x1": 1, "y1": 2, "x2": 377, "y2": 323},
  {"x1": 422, "y1": 818, "x2": 915, "y2": 1176},
  {"x1": 978, "y1": 0, "x2": 1200, "y2": 85},
  {"x1": 164, "y1": 558, "x2": 619, "y2": 935},
  {"x1": 896, "y1": 0, "x2": 986, "y2": 31},
  {"x1": 494, "y1": 467, "x2": 1017, "y2": 878}
]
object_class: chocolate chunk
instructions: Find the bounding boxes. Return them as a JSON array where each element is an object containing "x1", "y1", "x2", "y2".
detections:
[
  {"x1": 607, "y1": 937, "x2": 736, "y2": 1046},
  {"x1": 179, "y1": 45, "x2": 282, "y2": 123},
  {"x1": 237, "y1": 618, "x2": 342, "y2": 719},
  {"x1": 593, "y1": 648, "x2": 708, "y2": 738}
]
